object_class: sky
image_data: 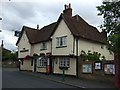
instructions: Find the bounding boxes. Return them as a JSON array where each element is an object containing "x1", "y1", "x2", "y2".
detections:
[{"x1": 0, "y1": 0, "x2": 104, "y2": 51}]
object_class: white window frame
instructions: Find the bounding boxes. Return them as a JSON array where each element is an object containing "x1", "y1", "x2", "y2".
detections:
[
  {"x1": 59, "y1": 57, "x2": 70, "y2": 67},
  {"x1": 37, "y1": 57, "x2": 47, "y2": 67},
  {"x1": 40, "y1": 42, "x2": 47, "y2": 50},
  {"x1": 56, "y1": 36, "x2": 67, "y2": 47}
]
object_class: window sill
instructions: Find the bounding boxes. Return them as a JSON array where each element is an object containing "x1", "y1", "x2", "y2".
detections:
[
  {"x1": 56, "y1": 46, "x2": 67, "y2": 48},
  {"x1": 37, "y1": 66, "x2": 46, "y2": 68}
]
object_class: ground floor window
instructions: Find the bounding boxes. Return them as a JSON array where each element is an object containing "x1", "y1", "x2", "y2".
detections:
[
  {"x1": 59, "y1": 57, "x2": 70, "y2": 68},
  {"x1": 37, "y1": 57, "x2": 47, "y2": 67}
]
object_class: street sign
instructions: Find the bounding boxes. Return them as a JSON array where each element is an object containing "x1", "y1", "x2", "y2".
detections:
[{"x1": 14, "y1": 31, "x2": 21, "y2": 37}]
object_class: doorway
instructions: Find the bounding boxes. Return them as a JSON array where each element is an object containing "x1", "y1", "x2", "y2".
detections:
[{"x1": 33, "y1": 59, "x2": 37, "y2": 72}]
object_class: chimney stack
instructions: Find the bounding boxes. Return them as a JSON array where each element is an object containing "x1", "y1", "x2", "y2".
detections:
[
  {"x1": 37, "y1": 24, "x2": 39, "y2": 30},
  {"x1": 63, "y1": 3, "x2": 72, "y2": 16},
  {"x1": 69, "y1": 3, "x2": 71, "y2": 8},
  {"x1": 64, "y1": 4, "x2": 67, "y2": 10}
]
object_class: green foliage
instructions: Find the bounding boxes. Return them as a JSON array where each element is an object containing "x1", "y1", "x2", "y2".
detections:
[
  {"x1": 97, "y1": 1, "x2": 120, "y2": 34},
  {"x1": 80, "y1": 50, "x2": 106, "y2": 61},
  {"x1": 97, "y1": 1, "x2": 120, "y2": 53},
  {"x1": 108, "y1": 33, "x2": 120, "y2": 52},
  {"x1": 2, "y1": 48, "x2": 17, "y2": 61}
]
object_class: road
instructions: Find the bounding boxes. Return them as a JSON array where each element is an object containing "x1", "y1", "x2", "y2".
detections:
[{"x1": 2, "y1": 68, "x2": 76, "y2": 88}]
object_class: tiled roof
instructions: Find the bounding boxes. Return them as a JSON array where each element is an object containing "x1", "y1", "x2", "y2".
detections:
[
  {"x1": 26, "y1": 22, "x2": 57, "y2": 44},
  {"x1": 16, "y1": 22, "x2": 57, "y2": 45},
  {"x1": 62, "y1": 14, "x2": 107, "y2": 44},
  {"x1": 16, "y1": 14, "x2": 106, "y2": 45}
]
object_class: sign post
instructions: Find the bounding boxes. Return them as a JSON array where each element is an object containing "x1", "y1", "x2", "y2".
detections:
[
  {"x1": 114, "y1": 53, "x2": 120, "y2": 88},
  {"x1": 59, "y1": 67, "x2": 69, "y2": 81},
  {"x1": 62, "y1": 69, "x2": 65, "y2": 81}
]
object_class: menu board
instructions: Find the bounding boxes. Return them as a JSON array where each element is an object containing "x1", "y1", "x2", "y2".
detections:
[
  {"x1": 104, "y1": 64, "x2": 115, "y2": 75},
  {"x1": 82, "y1": 64, "x2": 92, "y2": 73},
  {"x1": 94, "y1": 62, "x2": 102, "y2": 70}
]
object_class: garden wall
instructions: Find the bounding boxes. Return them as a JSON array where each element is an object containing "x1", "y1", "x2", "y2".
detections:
[{"x1": 78, "y1": 58, "x2": 114, "y2": 84}]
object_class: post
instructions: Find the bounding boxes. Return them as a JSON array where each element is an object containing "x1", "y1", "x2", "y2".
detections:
[
  {"x1": 114, "y1": 53, "x2": 120, "y2": 88},
  {"x1": 62, "y1": 69, "x2": 65, "y2": 81},
  {"x1": 46, "y1": 58, "x2": 50, "y2": 75}
]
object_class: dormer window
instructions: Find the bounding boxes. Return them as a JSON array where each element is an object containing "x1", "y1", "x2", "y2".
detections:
[
  {"x1": 56, "y1": 36, "x2": 67, "y2": 47},
  {"x1": 40, "y1": 42, "x2": 47, "y2": 50}
]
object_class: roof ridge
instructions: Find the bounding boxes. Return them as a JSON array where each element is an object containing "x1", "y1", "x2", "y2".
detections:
[
  {"x1": 62, "y1": 13, "x2": 106, "y2": 43},
  {"x1": 72, "y1": 15, "x2": 101, "y2": 33},
  {"x1": 40, "y1": 22, "x2": 57, "y2": 31},
  {"x1": 72, "y1": 14, "x2": 90, "y2": 25},
  {"x1": 23, "y1": 25, "x2": 38, "y2": 31}
]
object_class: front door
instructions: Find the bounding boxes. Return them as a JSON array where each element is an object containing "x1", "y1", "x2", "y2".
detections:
[{"x1": 33, "y1": 59, "x2": 36, "y2": 72}]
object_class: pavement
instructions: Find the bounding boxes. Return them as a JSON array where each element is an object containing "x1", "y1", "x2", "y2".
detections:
[{"x1": 19, "y1": 70, "x2": 115, "y2": 88}]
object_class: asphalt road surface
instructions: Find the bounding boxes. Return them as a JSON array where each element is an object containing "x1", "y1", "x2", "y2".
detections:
[{"x1": 2, "y1": 68, "x2": 76, "y2": 88}]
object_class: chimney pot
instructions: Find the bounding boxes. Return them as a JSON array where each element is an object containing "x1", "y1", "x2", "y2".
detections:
[
  {"x1": 69, "y1": 3, "x2": 71, "y2": 8},
  {"x1": 37, "y1": 24, "x2": 39, "y2": 30},
  {"x1": 63, "y1": 3, "x2": 72, "y2": 16},
  {"x1": 64, "y1": 4, "x2": 67, "y2": 10}
]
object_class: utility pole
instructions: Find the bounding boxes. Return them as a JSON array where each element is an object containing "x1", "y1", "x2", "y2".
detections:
[
  {"x1": 0, "y1": 40, "x2": 3, "y2": 90},
  {"x1": 1, "y1": 40, "x2": 3, "y2": 48},
  {"x1": 0, "y1": 17, "x2": 2, "y2": 32},
  {"x1": 0, "y1": 45, "x2": 1, "y2": 90}
]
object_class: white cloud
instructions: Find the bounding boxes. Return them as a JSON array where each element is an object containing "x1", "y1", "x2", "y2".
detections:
[
  {"x1": 0, "y1": 30, "x2": 18, "y2": 51},
  {"x1": 0, "y1": 0, "x2": 104, "y2": 51}
]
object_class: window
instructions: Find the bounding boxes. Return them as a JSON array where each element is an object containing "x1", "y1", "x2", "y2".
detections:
[
  {"x1": 37, "y1": 57, "x2": 47, "y2": 67},
  {"x1": 59, "y1": 57, "x2": 70, "y2": 67},
  {"x1": 40, "y1": 42, "x2": 47, "y2": 50},
  {"x1": 56, "y1": 36, "x2": 67, "y2": 47}
]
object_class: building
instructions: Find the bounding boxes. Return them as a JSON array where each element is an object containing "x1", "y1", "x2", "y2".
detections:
[
  {"x1": 16, "y1": 4, "x2": 114, "y2": 78},
  {"x1": 16, "y1": 23, "x2": 56, "y2": 73}
]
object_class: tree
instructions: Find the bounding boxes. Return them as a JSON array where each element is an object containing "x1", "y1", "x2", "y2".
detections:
[
  {"x1": 97, "y1": 1, "x2": 120, "y2": 88},
  {"x1": 97, "y1": 1, "x2": 120, "y2": 52},
  {"x1": 2, "y1": 48, "x2": 17, "y2": 61}
]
